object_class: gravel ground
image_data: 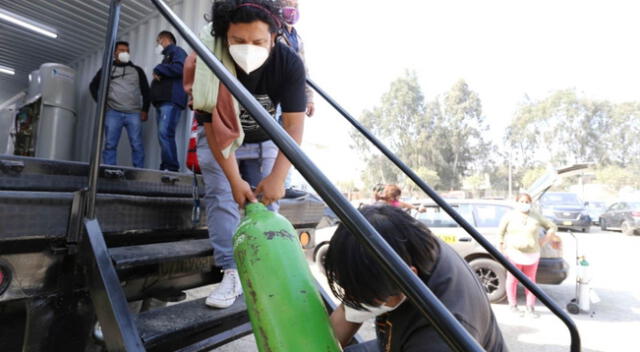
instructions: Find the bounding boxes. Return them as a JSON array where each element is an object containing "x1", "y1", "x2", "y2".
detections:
[{"x1": 188, "y1": 227, "x2": 639, "y2": 351}]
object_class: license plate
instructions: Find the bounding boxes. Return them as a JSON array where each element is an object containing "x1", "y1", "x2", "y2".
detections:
[
  {"x1": 438, "y1": 235, "x2": 457, "y2": 244},
  {"x1": 563, "y1": 221, "x2": 573, "y2": 226}
]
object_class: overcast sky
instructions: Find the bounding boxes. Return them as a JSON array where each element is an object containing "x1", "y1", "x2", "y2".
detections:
[{"x1": 291, "y1": 0, "x2": 640, "y2": 184}]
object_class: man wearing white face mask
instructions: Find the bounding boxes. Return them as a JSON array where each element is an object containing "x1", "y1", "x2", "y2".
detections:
[
  {"x1": 325, "y1": 206, "x2": 507, "y2": 352},
  {"x1": 498, "y1": 193, "x2": 559, "y2": 318},
  {"x1": 183, "y1": 0, "x2": 307, "y2": 309},
  {"x1": 90, "y1": 41, "x2": 150, "y2": 168}
]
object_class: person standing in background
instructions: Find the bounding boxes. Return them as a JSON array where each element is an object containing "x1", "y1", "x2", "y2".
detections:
[
  {"x1": 498, "y1": 192, "x2": 560, "y2": 318},
  {"x1": 277, "y1": 0, "x2": 313, "y2": 196},
  {"x1": 150, "y1": 30, "x2": 188, "y2": 171},
  {"x1": 278, "y1": 0, "x2": 314, "y2": 117},
  {"x1": 89, "y1": 41, "x2": 150, "y2": 168},
  {"x1": 381, "y1": 184, "x2": 416, "y2": 210}
]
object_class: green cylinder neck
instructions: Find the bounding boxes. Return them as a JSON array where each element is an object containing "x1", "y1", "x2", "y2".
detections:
[{"x1": 245, "y1": 202, "x2": 267, "y2": 216}]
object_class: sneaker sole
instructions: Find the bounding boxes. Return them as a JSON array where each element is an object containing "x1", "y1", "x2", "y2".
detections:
[{"x1": 205, "y1": 296, "x2": 236, "y2": 309}]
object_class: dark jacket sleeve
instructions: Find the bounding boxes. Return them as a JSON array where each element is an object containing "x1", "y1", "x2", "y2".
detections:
[
  {"x1": 153, "y1": 46, "x2": 186, "y2": 78},
  {"x1": 135, "y1": 66, "x2": 151, "y2": 113},
  {"x1": 89, "y1": 69, "x2": 102, "y2": 101}
]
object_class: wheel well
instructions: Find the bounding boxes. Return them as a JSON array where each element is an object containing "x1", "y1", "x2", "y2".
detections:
[
  {"x1": 313, "y1": 241, "x2": 330, "y2": 259},
  {"x1": 464, "y1": 253, "x2": 495, "y2": 263}
]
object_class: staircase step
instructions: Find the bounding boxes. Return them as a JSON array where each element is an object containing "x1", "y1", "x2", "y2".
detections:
[
  {"x1": 110, "y1": 239, "x2": 212, "y2": 270},
  {"x1": 136, "y1": 297, "x2": 249, "y2": 351}
]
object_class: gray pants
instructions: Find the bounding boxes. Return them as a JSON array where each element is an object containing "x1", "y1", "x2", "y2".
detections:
[{"x1": 197, "y1": 127, "x2": 279, "y2": 269}]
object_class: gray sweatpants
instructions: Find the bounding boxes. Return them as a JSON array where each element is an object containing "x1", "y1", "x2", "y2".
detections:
[{"x1": 196, "y1": 126, "x2": 279, "y2": 269}]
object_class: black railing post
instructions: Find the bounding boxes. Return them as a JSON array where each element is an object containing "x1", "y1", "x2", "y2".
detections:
[
  {"x1": 149, "y1": 0, "x2": 483, "y2": 351},
  {"x1": 86, "y1": 0, "x2": 122, "y2": 219},
  {"x1": 307, "y1": 79, "x2": 582, "y2": 352}
]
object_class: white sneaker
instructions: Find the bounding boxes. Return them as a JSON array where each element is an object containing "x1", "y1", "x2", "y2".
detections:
[
  {"x1": 93, "y1": 322, "x2": 104, "y2": 342},
  {"x1": 206, "y1": 269, "x2": 243, "y2": 308}
]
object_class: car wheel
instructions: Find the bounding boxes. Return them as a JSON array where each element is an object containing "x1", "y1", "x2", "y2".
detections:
[
  {"x1": 622, "y1": 221, "x2": 634, "y2": 236},
  {"x1": 314, "y1": 243, "x2": 329, "y2": 276},
  {"x1": 469, "y1": 258, "x2": 506, "y2": 303},
  {"x1": 583, "y1": 226, "x2": 590, "y2": 233},
  {"x1": 600, "y1": 219, "x2": 607, "y2": 231}
]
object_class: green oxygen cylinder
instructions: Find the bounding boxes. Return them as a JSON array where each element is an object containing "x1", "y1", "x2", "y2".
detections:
[{"x1": 233, "y1": 202, "x2": 341, "y2": 352}]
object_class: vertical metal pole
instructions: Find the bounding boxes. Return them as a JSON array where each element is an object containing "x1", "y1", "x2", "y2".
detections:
[{"x1": 86, "y1": 0, "x2": 122, "y2": 219}]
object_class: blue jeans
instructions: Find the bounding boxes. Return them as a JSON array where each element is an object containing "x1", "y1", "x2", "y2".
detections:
[
  {"x1": 155, "y1": 103, "x2": 183, "y2": 171},
  {"x1": 197, "y1": 126, "x2": 279, "y2": 269},
  {"x1": 103, "y1": 109, "x2": 144, "y2": 168}
]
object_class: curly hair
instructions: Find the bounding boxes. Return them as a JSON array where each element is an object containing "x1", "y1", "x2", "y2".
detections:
[{"x1": 210, "y1": 0, "x2": 283, "y2": 38}]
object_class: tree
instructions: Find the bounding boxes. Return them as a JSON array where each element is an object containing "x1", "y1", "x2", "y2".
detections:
[
  {"x1": 462, "y1": 173, "x2": 489, "y2": 198},
  {"x1": 521, "y1": 167, "x2": 547, "y2": 189},
  {"x1": 431, "y1": 80, "x2": 492, "y2": 189},
  {"x1": 603, "y1": 102, "x2": 640, "y2": 167},
  {"x1": 351, "y1": 73, "x2": 492, "y2": 193},
  {"x1": 595, "y1": 165, "x2": 638, "y2": 190},
  {"x1": 351, "y1": 70, "x2": 431, "y2": 191},
  {"x1": 402, "y1": 166, "x2": 440, "y2": 197},
  {"x1": 505, "y1": 89, "x2": 629, "y2": 169}
]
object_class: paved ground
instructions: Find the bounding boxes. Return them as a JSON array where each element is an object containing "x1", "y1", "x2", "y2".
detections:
[{"x1": 194, "y1": 227, "x2": 639, "y2": 351}]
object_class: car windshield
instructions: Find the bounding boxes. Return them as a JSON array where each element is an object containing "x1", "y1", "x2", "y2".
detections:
[
  {"x1": 415, "y1": 204, "x2": 474, "y2": 228},
  {"x1": 541, "y1": 193, "x2": 583, "y2": 206}
]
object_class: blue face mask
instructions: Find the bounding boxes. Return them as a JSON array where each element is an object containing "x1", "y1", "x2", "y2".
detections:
[{"x1": 516, "y1": 202, "x2": 531, "y2": 213}]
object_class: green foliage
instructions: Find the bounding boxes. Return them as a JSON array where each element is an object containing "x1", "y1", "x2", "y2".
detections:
[
  {"x1": 504, "y1": 89, "x2": 640, "y2": 192},
  {"x1": 595, "y1": 165, "x2": 639, "y2": 190},
  {"x1": 402, "y1": 166, "x2": 440, "y2": 196},
  {"x1": 506, "y1": 89, "x2": 640, "y2": 169},
  {"x1": 521, "y1": 167, "x2": 547, "y2": 189},
  {"x1": 351, "y1": 72, "x2": 492, "y2": 192},
  {"x1": 433, "y1": 80, "x2": 491, "y2": 189}
]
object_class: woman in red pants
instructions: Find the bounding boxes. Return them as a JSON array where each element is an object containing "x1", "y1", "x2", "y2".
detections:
[{"x1": 498, "y1": 193, "x2": 560, "y2": 318}]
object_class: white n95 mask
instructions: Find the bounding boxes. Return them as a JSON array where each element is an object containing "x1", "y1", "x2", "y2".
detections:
[
  {"x1": 155, "y1": 44, "x2": 164, "y2": 55},
  {"x1": 229, "y1": 44, "x2": 269, "y2": 74},
  {"x1": 344, "y1": 297, "x2": 407, "y2": 323},
  {"x1": 117, "y1": 52, "x2": 130, "y2": 63}
]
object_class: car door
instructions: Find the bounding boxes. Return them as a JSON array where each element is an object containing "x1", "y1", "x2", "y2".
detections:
[
  {"x1": 619, "y1": 202, "x2": 631, "y2": 226},
  {"x1": 471, "y1": 203, "x2": 512, "y2": 244},
  {"x1": 602, "y1": 203, "x2": 617, "y2": 225},
  {"x1": 611, "y1": 203, "x2": 625, "y2": 228}
]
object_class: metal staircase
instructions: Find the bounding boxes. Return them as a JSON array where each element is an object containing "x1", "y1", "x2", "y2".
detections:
[{"x1": 71, "y1": 0, "x2": 583, "y2": 351}]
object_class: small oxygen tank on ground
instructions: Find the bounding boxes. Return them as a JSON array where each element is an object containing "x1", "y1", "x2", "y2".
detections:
[
  {"x1": 233, "y1": 202, "x2": 341, "y2": 352},
  {"x1": 577, "y1": 257, "x2": 591, "y2": 312}
]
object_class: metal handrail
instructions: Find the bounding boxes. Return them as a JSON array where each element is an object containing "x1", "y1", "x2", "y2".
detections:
[
  {"x1": 307, "y1": 79, "x2": 582, "y2": 352},
  {"x1": 150, "y1": 0, "x2": 483, "y2": 351},
  {"x1": 85, "y1": 0, "x2": 122, "y2": 219}
]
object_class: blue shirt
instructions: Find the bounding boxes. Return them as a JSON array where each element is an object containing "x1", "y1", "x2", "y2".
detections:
[{"x1": 283, "y1": 27, "x2": 300, "y2": 54}]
